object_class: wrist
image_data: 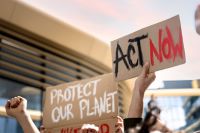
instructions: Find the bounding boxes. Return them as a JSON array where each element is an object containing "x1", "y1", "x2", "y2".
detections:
[
  {"x1": 16, "y1": 110, "x2": 30, "y2": 122},
  {"x1": 128, "y1": 87, "x2": 144, "y2": 118},
  {"x1": 133, "y1": 86, "x2": 145, "y2": 98}
]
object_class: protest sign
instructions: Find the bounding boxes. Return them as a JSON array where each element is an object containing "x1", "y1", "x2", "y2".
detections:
[
  {"x1": 44, "y1": 118, "x2": 117, "y2": 133},
  {"x1": 111, "y1": 15, "x2": 186, "y2": 81},
  {"x1": 43, "y1": 73, "x2": 118, "y2": 131}
]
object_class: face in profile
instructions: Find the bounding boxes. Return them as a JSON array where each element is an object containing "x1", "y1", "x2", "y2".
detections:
[{"x1": 195, "y1": 5, "x2": 200, "y2": 35}]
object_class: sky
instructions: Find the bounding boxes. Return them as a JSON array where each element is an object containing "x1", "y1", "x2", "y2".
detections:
[{"x1": 23, "y1": 0, "x2": 200, "y2": 88}]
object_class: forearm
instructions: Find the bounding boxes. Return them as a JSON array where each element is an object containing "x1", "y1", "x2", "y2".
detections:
[
  {"x1": 128, "y1": 87, "x2": 144, "y2": 118},
  {"x1": 16, "y1": 112, "x2": 40, "y2": 133}
]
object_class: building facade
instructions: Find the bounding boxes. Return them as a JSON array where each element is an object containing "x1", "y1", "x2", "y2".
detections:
[
  {"x1": 144, "y1": 80, "x2": 200, "y2": 131},
  {"x1": 0, "y1": 0, "x2": 132, "y2": 132}
]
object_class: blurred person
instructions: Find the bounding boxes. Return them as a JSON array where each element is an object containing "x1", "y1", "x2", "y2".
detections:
[
  {"x1": 81, "y1": 124, "x2": 99, "y2": 133},
  {"x1": 139, "y1": 112, "x2": 172, "y2": 133},
  {"x1": 80, "y1": 116, "x2": 124, "y2": 133},
  {"x1": 150, "y1": 118, "x2": 172, "y2": 133},
  {"x1": 195, "y1": 4, "x2": 200, "y2": 35},
  {"x1": 147, "y1": 95, "x2": 161, "y2": 117},
  {"x1": 124, "y1": 62, "x2": 156, "y2": 133},
  {"x1": 5, "y1": 96, "x2": 40, "y2": 133},
  {"x1": 147, "y1": 95, "x2": 157, "y2": 111}
]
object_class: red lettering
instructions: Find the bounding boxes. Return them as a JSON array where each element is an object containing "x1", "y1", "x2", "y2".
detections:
[
  {"x1": 60, "y1": 128, "x2": 73, "y2": 133},
  {"x1": 61, "y1": 128, "x2": 66, "y2": 133},
  {"x1": 150, "y1": 26, "x2": 184, "y2": 66},
  {"x1": 162, "y1": 37, "x2": 171, "y2": 59},
  {"x1": 59, "y1": 123, "x2": 111, "y2": 133},
  {"x1": 166, "y1": 26, "x2": 184, "y2": 62},
  {"x1": 150, "y1": 29, "x2": 163, "y2": 65},
  {"x1": 100, "y1": 124, "x2": 109, "y2": 133},
  {"x1": 74, "y1": 128, "x2": 81, "y2": 133}
]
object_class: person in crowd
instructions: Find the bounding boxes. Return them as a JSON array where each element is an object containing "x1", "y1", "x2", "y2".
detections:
[
  {"x1": 124, "y1": 62, "x2": 172, "y2": 133},
  {"x1": 147, "y1": 95, "x2": 161, "y2": 117},
  {"x1": 139, "y1": 112, "x2": 172, "y2": 133},
  {"x1": 81, "y1": 124, "x2": 99, "y2": 133},
  {"x1": 195, "y1": 4, "x2": 200, "y2": 35},
  {"x1": 124, "y1": 62, "x2": 156, "y2": 132}
]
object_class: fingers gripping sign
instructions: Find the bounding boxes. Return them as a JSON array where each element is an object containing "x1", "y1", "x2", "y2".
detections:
[
  {"x1": 128, "y1": 62, "x2": 156, "y2": 118},
  {"x1": 135, "y1": 62, "x2": 156, "y2": 94}
]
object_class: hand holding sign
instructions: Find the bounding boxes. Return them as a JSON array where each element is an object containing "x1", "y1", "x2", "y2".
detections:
[
  {"x1": 128, "y1": 63, "x2": 156, "y2": 118},
  {"x1": 135, "y1": 62, "x2": 156, "y2": 95},
  {"x1": 111, "y1": 15, "x2": 185, "y2": 81}
]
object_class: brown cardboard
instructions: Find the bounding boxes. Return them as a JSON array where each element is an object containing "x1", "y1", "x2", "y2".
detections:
[
  {"x1": 44, "y1": 118, "x2": 117, "y2": 133},
  {"x1": 111, "y1": 15, "x2": 186, "y2": 81},
  {"x1": 43, "y1": 73, "x2": 118, "y2": 130}
]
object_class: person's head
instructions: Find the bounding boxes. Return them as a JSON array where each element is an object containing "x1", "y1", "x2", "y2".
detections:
[
  {"x1": 195, "y1": 4, "x2": 200, "y2": 34},
  {"x1": 150, "y1": 94, "x2": 156, "y2": 100},
  {"x1": 138, "y1": 112, "x2": 158, "y2": 133},
  {"x1": 81, "y1": 124, "x2": 99, "y2": 133}
]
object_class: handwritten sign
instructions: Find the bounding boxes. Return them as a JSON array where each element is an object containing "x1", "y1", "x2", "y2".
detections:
[
  {"x1": 111, "y1": 15, "x2": 186, "y2": 81},
  {"x1": 44, "y1": 118, "x2": 117, "y2": 133},
  {"x1": 43, "y1": 73, "x2": 118, "y2": 131}
]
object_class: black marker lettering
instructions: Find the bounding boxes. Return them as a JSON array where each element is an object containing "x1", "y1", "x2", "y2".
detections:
[
  {"x1": 113, "y1": 34, "x2": 148, "y2": 78},
  {"x1": 128, "y1": 34, "x2": 148, "y2": 66},
  {"x1": 113, "y1": 42, "x2": 130, "y2": 77},
  {"x1": 127, "y1": 44, "x2": 138, "y2": 68}
]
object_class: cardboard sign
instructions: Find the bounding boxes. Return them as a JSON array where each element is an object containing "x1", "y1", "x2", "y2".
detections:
[
  {"x1": 44, "y1": 118, "x2": 117, "y2": 133},
  {"x1": 111, "y1": 15, "x2": 186, "y2": 81},
  {"x1": 43, "y1": 73, "x2": 118, "y2": 130}
]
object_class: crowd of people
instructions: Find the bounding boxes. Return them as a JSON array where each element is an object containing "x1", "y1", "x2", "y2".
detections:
[{"x1": 3, "y1": 62, "x2": 193, "y2": 133}]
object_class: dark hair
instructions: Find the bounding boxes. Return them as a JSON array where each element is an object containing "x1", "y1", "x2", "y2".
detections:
[{"x1": 138, "y1": 112, "x2": 157, "y2": 133}]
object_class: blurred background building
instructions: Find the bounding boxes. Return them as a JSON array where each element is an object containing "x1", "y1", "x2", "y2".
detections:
[
  {"x1": 144, "y1": 80, "x2": 200, "y2": 132},
  {"x1": 0, "y1": 0, "x2": 200, "y2": 132},
  {"x1": 181, "y1": 80, "x2": 200, "y2": 132},
  {"x1": 0, "y1": 0, "x2": 131, "y2": 132}
]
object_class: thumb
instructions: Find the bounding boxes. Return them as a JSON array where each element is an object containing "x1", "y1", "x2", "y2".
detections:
[
  {"x1": 147, "y1": 73, "x2": 156, "y2": 86},
  {"x1": 141, "y1": 62, "x2": 150, "y2": 77}
]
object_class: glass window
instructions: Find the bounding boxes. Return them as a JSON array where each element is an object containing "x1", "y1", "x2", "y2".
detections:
[
  {"x1": 0, "y1": 77, "x2": 42, "y2": 110},
  {"x1": 0, "y1": 77, "x2": 42, "y2": 132}
]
